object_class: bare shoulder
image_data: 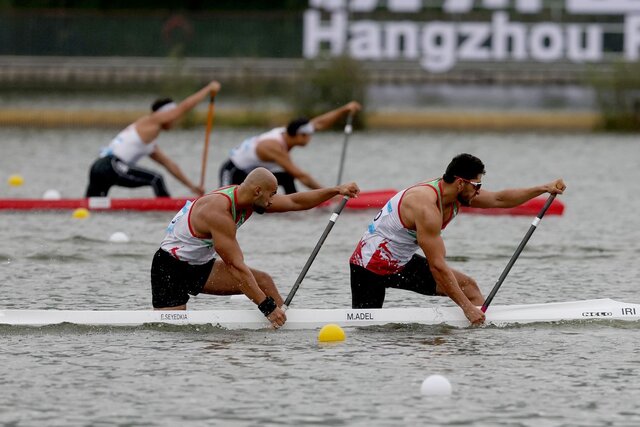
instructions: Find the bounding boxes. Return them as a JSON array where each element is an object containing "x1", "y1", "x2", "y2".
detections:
[
  {"x1": 403, "y1": 185, "x2": 438, "y2": 208},
  {"x1": 194, "y1": 193, "x2": 231, "y2": 216},
  {"x1": 190, "y1": 194, "x2": 233, "y2": 234},
  {"x1": 400, "y1": 186, "x2": 439, "y2": 228},
  {"x1": 132, "y1": 113, "x2": 161, "y2": 139},
  {"x1": 257, "y1": 138, "x2": 289, "y2": 163},
  {"x1": 258, "y1": 138, "x2": 286, "y2": 152}
]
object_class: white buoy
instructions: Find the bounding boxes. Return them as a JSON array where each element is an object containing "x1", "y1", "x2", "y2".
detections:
[
  {"x1": 420, "y1": 375, "x2": 452, "y2": 396},
  {"x1": 108, "y1": 232, "x2": 130, "y2": 243},
  {"x1": 42, "y1": 189, "x2": 62, "y2": 200}
]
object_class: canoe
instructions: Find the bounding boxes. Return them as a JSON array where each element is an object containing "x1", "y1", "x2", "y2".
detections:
[
  {"x1": 0, "y1": 192, "x2": 564, "y2": 215},
  {"x1": 0, "y1": 298, "x2": 636, "y2": 329}
]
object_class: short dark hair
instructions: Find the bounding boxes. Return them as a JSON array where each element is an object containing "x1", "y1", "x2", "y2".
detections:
[
  {"x1": 286, "y1": 117, "x2": 310, "y2": 136},
  {"x1": 151, "y1": 98, "x2": 174, "y2": 112},
  {"x1": 442, "y1": 153, "x2": 486, "y2": 183}
]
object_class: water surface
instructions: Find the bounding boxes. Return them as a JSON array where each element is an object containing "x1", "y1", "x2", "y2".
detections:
[{"x1": 1, "y1": 128, "x2": 639, "y2": 426}]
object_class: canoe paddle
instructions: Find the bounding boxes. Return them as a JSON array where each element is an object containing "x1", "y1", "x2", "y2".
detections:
[
  {"x1": 334, "y1": 112, "x2": 398, "y2": 208},
  {"x1": 284, "y1": 196, "x2": 349, "y2": 307},
  {"x1": 336, "y1": 112, "x2": 354, "y2": 186},
  {"x1": 481, "y1": 194, "x2": 557, "y2": 313},
  {"x1": 199, "y1": 91, "x2": 216, "y2": 190}
]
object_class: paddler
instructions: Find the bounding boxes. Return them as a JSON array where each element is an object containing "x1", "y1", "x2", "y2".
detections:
[
  {"x1": 85, "y1": 81, "x2": 221, "y2": 198},
  {"x1": 218, "y1": 101, "x2": 361, "y2": 194},
  {"x1": 349, "y1": 153, "x2": 566, "y2": 325},
  {"x1": 151, "y1": 167, "x2": 360, "y2": 329}
]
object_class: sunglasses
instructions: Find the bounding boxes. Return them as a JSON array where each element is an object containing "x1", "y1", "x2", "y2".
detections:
[{"x1": 456, "y1": 176, "x2": 482, "y2": 191}]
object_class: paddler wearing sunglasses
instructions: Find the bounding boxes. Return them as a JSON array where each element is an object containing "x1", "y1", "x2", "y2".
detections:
[{"x1": 349, "y1": 153, "x2": 566, "y2": 325}]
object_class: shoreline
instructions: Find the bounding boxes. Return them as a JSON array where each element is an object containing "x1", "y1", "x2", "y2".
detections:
[{"x1": 0, "y1": 108, "x2": 601, "y2": 131}]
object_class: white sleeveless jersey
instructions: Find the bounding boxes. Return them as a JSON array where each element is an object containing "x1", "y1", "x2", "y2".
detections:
[
  {"x1": 159, "y1": 186, "x2": 252, "y2": 265},
  {"x1": 100, "y1": 125, "x2": 157, "y2": 165},
  {"x1": 229, "y1": 127, "x2": 287, "y2": 172},
  {"x1": 349, "y1": 179, "x2": 458, "y2": 275}
]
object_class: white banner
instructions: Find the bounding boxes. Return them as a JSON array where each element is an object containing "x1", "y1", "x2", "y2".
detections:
[{"x1": 303, "y1": 0, "x2": 640, "y2": 72}]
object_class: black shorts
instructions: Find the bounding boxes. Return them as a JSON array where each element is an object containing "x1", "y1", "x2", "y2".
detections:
[
  {"x1": 85, "y1": 155, "x2": 170, "y2": 198},
  {"x1": 219, "y1": 159, "x2": 248, "y2": 187},
  {"x1": 350, "y1": 254, "x2": 438, "y2": 308},
  {"x1": 150, "y1": 249, "x2": 215, "y2": 308}
]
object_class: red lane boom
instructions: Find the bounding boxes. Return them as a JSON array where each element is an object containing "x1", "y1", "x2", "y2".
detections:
[{"x1": 0, "y1": 192, "x2": 564, "y2": 215}]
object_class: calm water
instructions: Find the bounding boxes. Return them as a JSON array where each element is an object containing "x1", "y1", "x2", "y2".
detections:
[{"x1": 1, "y1": 127, "x2": 640, "y2": 426}]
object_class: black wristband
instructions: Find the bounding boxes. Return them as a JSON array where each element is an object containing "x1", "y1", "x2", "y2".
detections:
[{"x1": 258, "y1": 296, "x2": 277, "y2": 317}]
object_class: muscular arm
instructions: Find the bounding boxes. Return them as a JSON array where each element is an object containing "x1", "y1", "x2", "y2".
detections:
[
  {"x1": 257, "y1": 140, "x2": 323, "y2": 190},
  {"x1": 470, "y1": 178, "x2": 566, "y2": 209},
  {"x1": 149, "y1": 147, "x2": 204, "y2": 195},
  {"x1": 136, "y1": 81, "x2": 221, "y2": 142},
  {"x1": 157, "y1": 81, "x2": 220, "y2": 125},
  {"x1": 266, "y1": 182, "x2": 359, "y2": 212},
  {"x1": 196, "y1": 204, "x2": 268, "y2": 305},
  {"x1": 310, "y1": 101, "x2": 361, "y2": 131},
  {"x1": 407, "y1": 192, "x2": 485, "y2": 324}
]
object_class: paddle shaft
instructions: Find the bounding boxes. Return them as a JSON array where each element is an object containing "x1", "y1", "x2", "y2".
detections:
[
  {"x1": 481, "y1": 194, "x2": 557, "y2": 313},
  {"x1": 199, "y1": 92, "x2": 216, "y2": 189},
  {"x1": 336, "y1": 113, "x2": 354, "y2": 186},
  {"x1": 284, "y1": 196, "x2": 349, "y2": 307}
]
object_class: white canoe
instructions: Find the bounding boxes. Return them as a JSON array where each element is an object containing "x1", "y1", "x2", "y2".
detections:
[{"x1": 0, "y1": 298, "x2": 638, "y2": 329}]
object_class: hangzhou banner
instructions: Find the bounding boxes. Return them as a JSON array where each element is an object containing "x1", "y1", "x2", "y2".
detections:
[{"x1": 303, "y1": 0, "x2": 640, "y2": 72}]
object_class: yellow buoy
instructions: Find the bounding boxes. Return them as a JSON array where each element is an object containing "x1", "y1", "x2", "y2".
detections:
[
  {"x1": 8, "y1": 174, "x2": 24, "y2": 187},
  {"x1": 318, "y1": 324, "x2": 346, "y2": 342},
  {"x1": 72, "y1": 208, "x2": 90, "y2": 219}
]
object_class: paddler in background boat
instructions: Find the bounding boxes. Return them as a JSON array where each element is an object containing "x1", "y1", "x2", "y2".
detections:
[
  {"x1": 349, "y1": 153, "x2": 566, "y2": 325},
  {"x1": 219, "y1": 101, "x2": 362, "y2": 194},
  {"x1": 85, "y1": 81, "x2": 221, "y2": 198},
  {"x1": 151, "y1": 167, "x2": 360, "y2": 328}
]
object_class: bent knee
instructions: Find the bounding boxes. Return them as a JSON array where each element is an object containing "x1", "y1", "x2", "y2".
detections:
[
  {"x1": 253, "y1": 270, "x2": 274, "y2": 285},
  {"x1": 460, "y1": 277, "x2": 483, "y2": 304},
  {"x1": 459, "y1": 276, "x2": 478, "y2": 290}
]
